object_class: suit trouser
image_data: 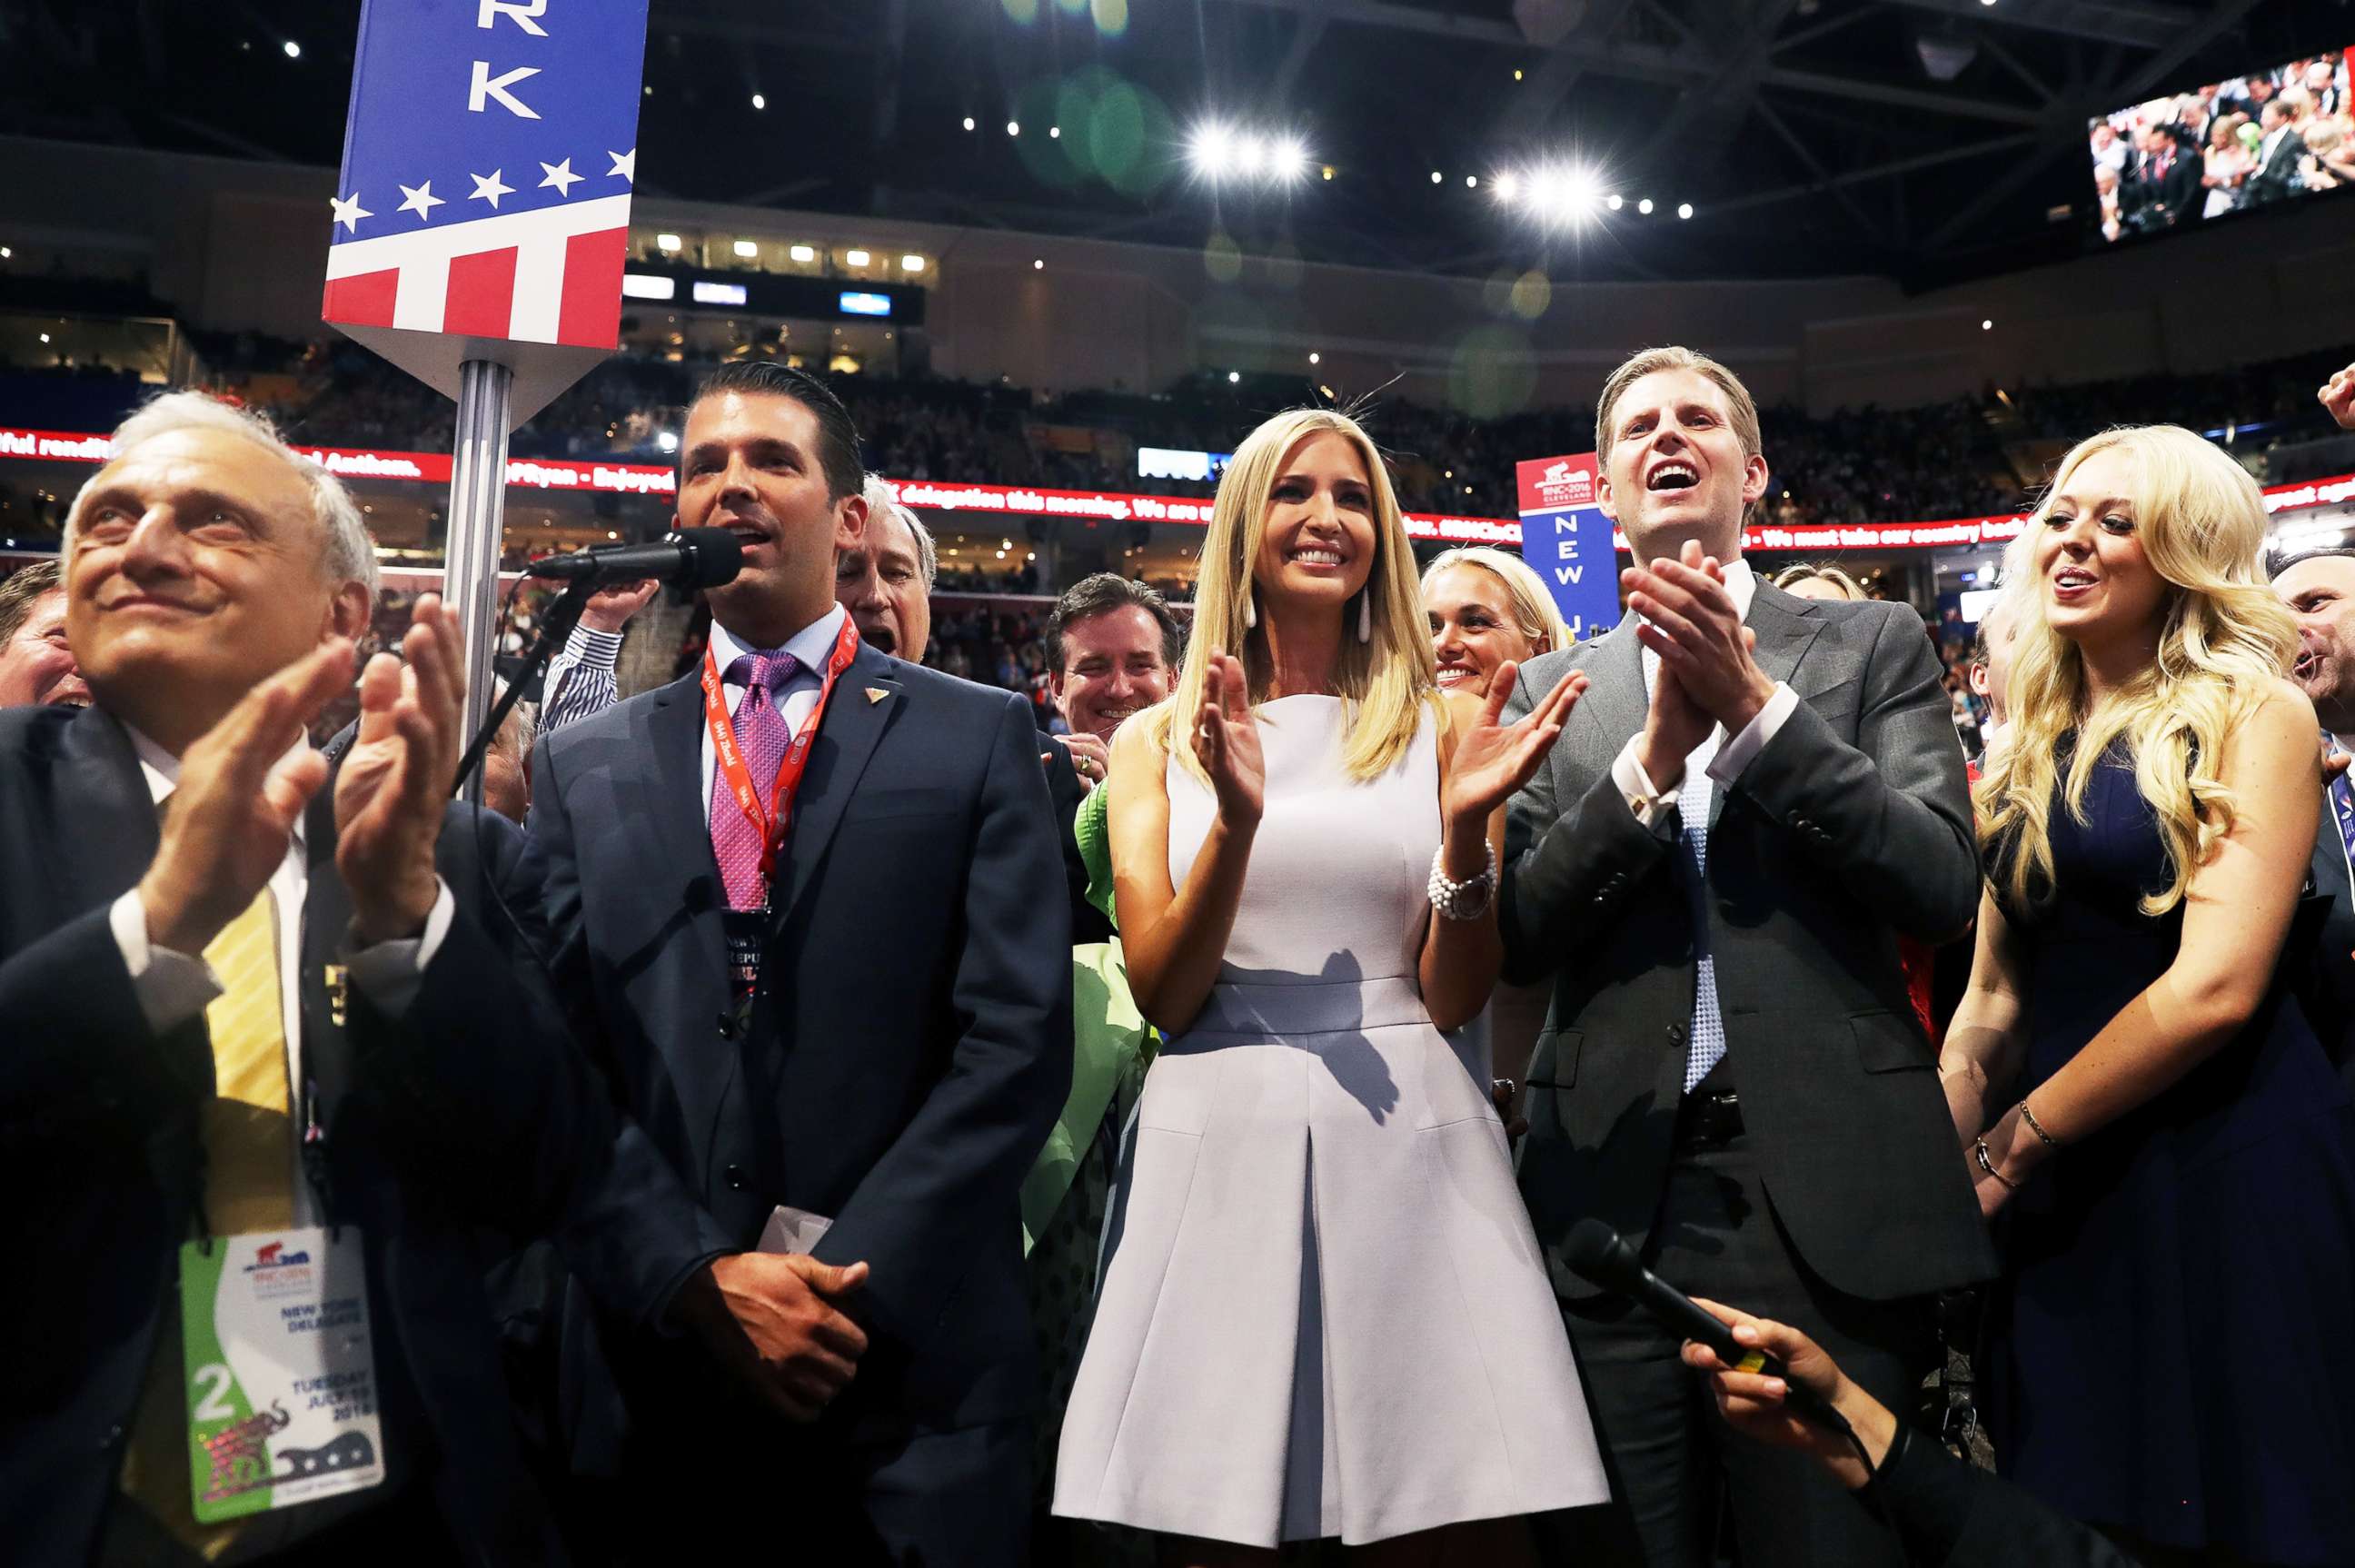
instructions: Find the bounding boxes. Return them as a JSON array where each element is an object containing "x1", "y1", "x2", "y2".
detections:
[
  {"x1": 1538, "y1": 1119, "x2": 1936, "y2": 1568},
  {"x1": 583, "y1": 1404, "x2": 1032, "y2": 1568}
]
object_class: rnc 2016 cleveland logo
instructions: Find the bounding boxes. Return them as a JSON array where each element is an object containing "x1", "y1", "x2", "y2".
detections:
[{"x1": 1534, "y1": 461, "x2": 1595, "y2": 510}]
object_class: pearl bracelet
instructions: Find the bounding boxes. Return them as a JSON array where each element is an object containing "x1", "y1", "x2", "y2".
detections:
[{"x1": 1429, "y1": 841, "x2": 1499, "y2": 922}]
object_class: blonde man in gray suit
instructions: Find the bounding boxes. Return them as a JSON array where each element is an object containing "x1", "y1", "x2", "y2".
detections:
[{"x1": 1500, "y1": 346, "x2": 1992, "y2": 1568}]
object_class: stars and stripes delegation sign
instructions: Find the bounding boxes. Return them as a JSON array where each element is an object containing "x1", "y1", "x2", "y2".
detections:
[{"x1": 323, "y1": 0, "x2": 651, "y2": 420}]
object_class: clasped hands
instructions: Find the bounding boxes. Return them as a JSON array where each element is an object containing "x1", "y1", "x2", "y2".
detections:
[
  {"x1": 137, "y1": 594, "x2": 467, "y2": 957},
  {"x1": 677, "y1": 1252, "x2": 872, "y2": 1423},
  {"x1": 1624, "y1": 541, "x2": 1778, "y2": 793}
]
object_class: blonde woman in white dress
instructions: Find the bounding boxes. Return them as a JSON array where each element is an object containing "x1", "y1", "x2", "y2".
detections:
[{"x1": 1054, "y1": 410, "x2": 1609, "y2": 1563}]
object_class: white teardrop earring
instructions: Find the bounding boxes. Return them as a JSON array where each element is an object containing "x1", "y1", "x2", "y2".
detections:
[
  {"x1": 1243, "y1": 589, "x2": 1257, "y2": 630},
  {"x1": 1357, "y1": 588, "x2": 1374, "y2": 644}
]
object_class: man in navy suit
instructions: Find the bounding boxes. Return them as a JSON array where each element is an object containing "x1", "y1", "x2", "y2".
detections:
[
  {"x1": 522, "y1": 363, "x2": 1071, "y2": 1565},
  {"x1": 0, "y1": 394, "x2": 608, "y2": 1564}
]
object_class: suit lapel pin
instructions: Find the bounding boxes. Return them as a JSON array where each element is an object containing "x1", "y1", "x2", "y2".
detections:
[{"x1": 865, "y1": 687, "x2": 889, "y2": 705}]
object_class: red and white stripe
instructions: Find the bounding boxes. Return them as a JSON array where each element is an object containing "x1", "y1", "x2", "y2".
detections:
[{"x1": 321, "y1": 194, "x2": 630, "y2": 349}]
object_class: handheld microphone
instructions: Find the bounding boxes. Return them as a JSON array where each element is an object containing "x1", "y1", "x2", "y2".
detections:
[
  {"x1": 527, "y1": 527, "x2": 742, "y2": 589},
  {"x1": 1565, "y1": 1219, "x2": 1848, "y2": 1433}
]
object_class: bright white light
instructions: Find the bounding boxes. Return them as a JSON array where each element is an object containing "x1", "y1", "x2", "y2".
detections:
[
  {"x1": 1466, "y1": 175, "x2": 1478, "y2": 188},
  {"x1": 1308, "y1": 352, "x2": 1320, "y2": 365},
  {"x1": 1676, "y1": 203, "x2": 1694, "y2": 220},
  {"x1": 1637, "y1": 197, "x2": 1654, "y2": 214},
  {"x1": 790, "y1": 243, "x2": 816, "y2": 263},
  {"x1": 1605, "y1": 194, "x2": 1623, "y2": 211},
  {"x1": 1188, "y1": 123, "x2": 1235, "y2": 178},
  {"x1": 846, "y1": 249, "x2": 870, "y2": 266},
  {"x1": 732, "y1": 239, "x2": 759, "y2": 258},
  {"x1": 1982, "y1": 319, "x2": 1993, "y2": 331},
  {"x1": 1565, "y1": 166, "x2": 1604, "y2": 213},
  {"x1": 750, "y1": 93, "x2": 766, "y2": 110},
  {"x1": 0, "y1": 247, "x2": 12, "y2": 259},
  {"x1": 656, "y1": 431, "x2": 680, "y2": 453},
  {"x1": 655, "y1": 233, "x2": 682, "y2": 252},
  {"x1": 1431, "y1": 170, "x2": 1443, "y2": 184},
  {"x1": 901, "y1": 254, "x2": 925, "y2": 272},
  {"x1": 1240, "y1": 135, "x2": 1270, "y2": 175},
  {"x1": 962, "y1": 116, "x2": 976, "y2": 131},
  {"x1": 1033, "y1": 258, "x2": 1045, "y2": 270},
  {"x1": 1227, "y1": 371, "x2": 1240, "y2": 383},
  {"x1": 1049, "y1": 125, "x2": 1061, "y2": 139},
  {"x1": 38, "y1": 332, "x2": 49, "y2": 343},
  {"x1": 283, "y1": 39, "x2": 301, "y2": 58},
  {"x1": 1493, "y1": 172, "x2": 1520, "y2": 203},
  {"x1": 1007, "y1": 120, "x2": 1020, "y2": 136},
  {"x1": 1274, "y1": 137, "x2": 1309, "y2": 180},
  {"x1": 620, "y1": 273, "x2": 676, "y2": 301}
]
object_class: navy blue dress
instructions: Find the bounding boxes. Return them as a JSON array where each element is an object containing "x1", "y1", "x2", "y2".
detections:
[{"x1": 1988, "y1": 740, "x2": 2355, "y2": 1564}]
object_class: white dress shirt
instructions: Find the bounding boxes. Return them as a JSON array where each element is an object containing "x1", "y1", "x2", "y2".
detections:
[
  {"x1": 1606, "y1": 558, "x2": 1800, "y2": 824},
  {"x1": 104, "y1": 724, "x2": 456, "y2": 1222},
  {"x1": 700, "y1": 604, "x2": 850, "y2": 823}
]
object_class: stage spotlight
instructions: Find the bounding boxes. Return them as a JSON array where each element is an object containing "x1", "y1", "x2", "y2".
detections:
[
  {"x1": 790, "y1": 243, "x2": 816, "y2": 262},
  {"x1": 1637, "y1": 197, "x2": 1654, "y2": 214},
  {"x1": 1049, "y1": 125, "x2": 1061, "y2": 139},
  {"x1": 1275, "y1": 136, "x2": 1309, "y2": 180},
  {"x1": 963, "y1": 116, "x2": 976, "y2": 131},
  {"x1": 1676, "y1": 203, "x2": 1693, "y2": 220},
  {"x1": 283, "y1": 39, "x2": 301, "y2": 59},
  {"x1": 750, "y1": 93, "x2": 765, "y2": 111},
  {"x1": 1007, "y1": 120, "x2": 1020, "y2": 136},
  {"x1": 1239, "y1": 135, "x2": 1271, "y2": 176},
  {"x1": 1227, "y1": 371, "x2": 1240, "y2": 383},
  {"x1": 1982, "y1": 319, "x2": 1993, "y2": 331},
  {"x1": 732, "y1": 239, "x2": 759, "y2": 258},
  {"x1": 656, "y1": 233, "x2": 682, "y2": 253},
  {"x1": 901, "y1": 254, "x2": 925, "y2": 272},
  {"x1": 1308, "y1": 352, "x2": 1320, "y2": 365},
  {"x1": 1033, "y1": 258, "x2": 1045, "y2": 270},
  {"x1": 1188, "y1": 123, "x2": 1235, "y2": 179},
  {"x1": 846, "y1": 248, "x2": 870, "y2": 266},
  {"x1": 1431, "y1": 170, "x2": 1444, "y2": 184},
  {"x1": 1605, "y1": 194, "x2": 1623, "y2": 211},
  {"x1": 1492, "y1": 172, "x2": 1521, "y2": 203}
]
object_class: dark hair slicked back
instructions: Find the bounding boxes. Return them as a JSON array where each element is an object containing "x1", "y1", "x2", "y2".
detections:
[
  {"x1": 0, "y1": 558, "x2": 63, "y2": 649},
  {"x1": 688, "y1": 362, "x2": 864, "y2": 501},
  {"x1": 1048, "y1": 573, "x2": 1185, "y2": 675}
]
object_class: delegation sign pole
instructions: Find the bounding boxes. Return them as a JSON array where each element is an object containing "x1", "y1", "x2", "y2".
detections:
[{"x1": 320, "y1": 0, "x2": 651, "y2": 795}]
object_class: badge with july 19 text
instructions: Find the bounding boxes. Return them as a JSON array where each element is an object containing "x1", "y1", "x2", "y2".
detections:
[{"x1": 178, "y1": 1226, "x2": 385, "y2": 1523}]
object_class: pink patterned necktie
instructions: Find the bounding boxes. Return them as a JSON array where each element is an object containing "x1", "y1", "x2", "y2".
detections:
[{"x1": 710, "y1": 650, "x2": 800, "y2": 911}]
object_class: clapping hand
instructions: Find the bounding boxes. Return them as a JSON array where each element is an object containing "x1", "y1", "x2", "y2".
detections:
[
  {"x1": 1193, "y1": 652, "x2": 1265, "y2": 829},
  {"x1": 1441, "y1": 663, "x2": 1586, "y2": 824},
  {"x1": 136, "y1": 640, "x2": 355, "y2": 955},
  {"x1": 2323, "y1": 363, "x2": 2355, "y2": 432},
  {"x1": 335, "y1": 593, "x2": 463, "y2": 944},
  {"x1": 1625, "y1": 540, "x2": 1775, "y2": 730}
]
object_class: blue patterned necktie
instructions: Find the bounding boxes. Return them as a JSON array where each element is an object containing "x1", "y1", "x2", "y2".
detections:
[{"x1": 1678, "y1": 763, "x2": 1728, "y2": 1092}]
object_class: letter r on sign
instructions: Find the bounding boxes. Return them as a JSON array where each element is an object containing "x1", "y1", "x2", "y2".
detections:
[{"x1": 479, "y1": 0, "x2": 550, "y2": 33}]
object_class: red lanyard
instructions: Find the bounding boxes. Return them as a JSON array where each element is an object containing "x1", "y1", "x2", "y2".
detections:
[{"x1": 700, "y1": 614, "x2": 862, "y2": 900}]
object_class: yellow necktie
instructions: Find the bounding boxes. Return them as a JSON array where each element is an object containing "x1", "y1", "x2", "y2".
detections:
[
  {"x1": 118, "y1": 887, "x2": 293, "y2": 1556},
  {"x1": 198, "y1": 887, "x2": 296, "y2": 1236}
]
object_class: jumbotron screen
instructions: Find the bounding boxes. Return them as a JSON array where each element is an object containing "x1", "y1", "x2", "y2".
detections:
[{"x1": 2088, "y1": 48, "x2": 2350, "y2": 245}]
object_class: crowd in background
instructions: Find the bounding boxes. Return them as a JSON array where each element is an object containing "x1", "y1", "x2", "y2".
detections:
[
  {"x1": 2092, "y1": 49, "x2": 2353, "y2": 241},
  {"x1": 5, "y1": 331, "x2": 2349, "y2": 545}
]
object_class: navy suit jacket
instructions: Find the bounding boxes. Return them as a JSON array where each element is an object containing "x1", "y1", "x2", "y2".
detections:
[
  {"x1": 522, "y1": 640, "x2": 1071, "y2": 1464},
  {"x1": 2291, "y1": 798, "x2": 2355, "y2": 1089},
  {"x1": 0, "y1": 704, "x2": 610, "y2": 1566}
]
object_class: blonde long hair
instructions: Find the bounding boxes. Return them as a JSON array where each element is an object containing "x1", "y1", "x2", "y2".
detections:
[
  {"x1": 1421, "y1": 546, "x2": 1572, "y2": 655},
  {"x1": 1976, "y1": 425, "x2": 2299, "y2": 915},
  {"x1": 1148, "y1": 408, "x2": 1441, "y2": 782}
]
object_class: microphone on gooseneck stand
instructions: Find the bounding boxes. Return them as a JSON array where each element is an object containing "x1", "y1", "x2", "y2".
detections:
[{"x1": 1565, "y1": 1219, "x2": 1851, "y2": 1434}]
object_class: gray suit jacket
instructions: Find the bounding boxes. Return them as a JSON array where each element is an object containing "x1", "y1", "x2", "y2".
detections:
[
  {"x1": 1501, "y1": 581, "x2": 1996, "y2": 1303},
  {"x1": 2291, "y1": 799, "x2": 2355, "y2": 1089}
]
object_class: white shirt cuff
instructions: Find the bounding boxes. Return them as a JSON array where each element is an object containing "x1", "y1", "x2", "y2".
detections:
[
  {"x1": 109, "y1": 878, "x2": 457, "y2": 1035},
  {"x1": 1705, "y1": 682, "x2": 1799, "y2": 788},
  {"x1": 1611, "y1": 739, "x2": 1674, "y2": 829},
  {"x1": 343, "y1": 878, "x2": 457, "y2": 1016},
  {"x1": 561, "y1": 623, "x2": 623, "y2": 669},
  {"x1": 111, "y1": 888, "x2": 222, "y2": 1033}
]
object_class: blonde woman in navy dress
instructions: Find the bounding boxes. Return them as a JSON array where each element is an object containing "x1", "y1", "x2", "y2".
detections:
[{"x1": 1054, "y1": 409, "x2": 1608, "y2": 1563}]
